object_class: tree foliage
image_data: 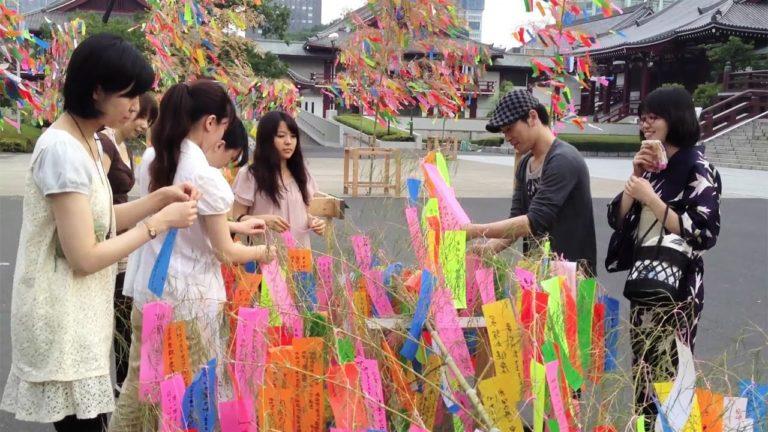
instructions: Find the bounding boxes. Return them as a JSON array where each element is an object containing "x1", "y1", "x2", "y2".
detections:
[{"x1": 705, "y1": 36, "x2": 768, "y2": 80}]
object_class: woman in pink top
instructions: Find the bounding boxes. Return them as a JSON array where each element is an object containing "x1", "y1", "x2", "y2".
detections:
[{"x1": 232, "y1": 111, "x2": 325, "y2": 248}]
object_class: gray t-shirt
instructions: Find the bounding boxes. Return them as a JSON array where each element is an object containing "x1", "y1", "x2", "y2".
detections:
[{"x1": 510, "y1": 139, "x2": 597, "y2": 275}]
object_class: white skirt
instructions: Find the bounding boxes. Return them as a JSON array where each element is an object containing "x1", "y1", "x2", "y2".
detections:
[{"x1": 0, "y1": 370, "x2": 114, "y2": 423}]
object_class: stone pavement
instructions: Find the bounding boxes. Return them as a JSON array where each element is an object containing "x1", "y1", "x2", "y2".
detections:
[{"x1": 4, "y1": 151, "x2": 766, "y2": 199}]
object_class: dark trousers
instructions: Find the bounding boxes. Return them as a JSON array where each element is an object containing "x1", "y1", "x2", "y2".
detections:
[
  {"x1": 53, "y1": 414, "x2": 108, "y2": 432},
  {"x1": 114, "y1": 272, "x2": 133, "y2": 393},
  {"x1": 630, "y1": 299, "x2": 701, "y2": 426}
]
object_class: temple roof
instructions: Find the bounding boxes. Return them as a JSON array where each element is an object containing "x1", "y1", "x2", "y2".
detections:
[{"x1": 573, "y1": 0, "x2": 768, "y2": 57}]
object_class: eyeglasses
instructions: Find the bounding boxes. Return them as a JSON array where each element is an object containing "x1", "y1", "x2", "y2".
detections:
[{"x1": 639, "y1": 114, "x2": 660, "y2": 125}]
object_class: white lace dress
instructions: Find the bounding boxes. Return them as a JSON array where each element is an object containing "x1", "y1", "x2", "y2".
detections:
[{"x1": 0, "y1": 129, "x2": 117, "y2": 423}]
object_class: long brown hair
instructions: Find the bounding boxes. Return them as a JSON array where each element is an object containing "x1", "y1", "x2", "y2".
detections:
[
  {"x1": 249, "y1": 111, "x2": 310, "y2": 207},
  {"x1": 149, "y1": 79, "x2": 235, "y2": 191}
]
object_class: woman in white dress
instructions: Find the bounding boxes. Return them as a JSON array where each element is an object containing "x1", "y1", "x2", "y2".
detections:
[
  {"x1": 0, "y1": 34, "x2": 200, "y2": 431},
  {"x1": 109, "y1": 79, "x2": 273, "y2": 431}
]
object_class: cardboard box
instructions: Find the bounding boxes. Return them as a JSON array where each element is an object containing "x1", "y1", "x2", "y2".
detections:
[{"x1": 309, "y1": 193, "x2": 346, "y2": 219}]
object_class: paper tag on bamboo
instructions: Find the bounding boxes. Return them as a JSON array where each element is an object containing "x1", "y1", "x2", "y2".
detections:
[
  {"x1": 163, "y1": 321, "x2": 192, "y2": 386},
  {"x1": 439, "y1": 230, "x2": 467, "y2": 309},
  {"x1": 327, "y1": 363, "x2": 367, "y2": 430},
  {"x1": 159, "y1": 373, "x2": 188, "y2": 432},
  {"x1": 482, "y1": 298, "x2": 523, "y2": 399},
  {"x1": 262, "y1": 259, "x2": 303, "y2": 337},
  {"x1": 316, "y1": 255, "x2": 334, "y2": 311},
  {"x1": 288, "y1": 248, "x2": 312, "y2": 272},
  {"x1": 234, "y1": 307, "x2": 270, "y2": 400},
  {"x1": 139, "y1": 301, "x2": 173, "y2": 402},
  {"x1": 357, "y1": 358, "x2": 388, "y2": 431},
  {"x1": 363, "y1": 268, "x2": 395, "y2": 317},
  {"x1": 433, "y1": 288, "x2": 474, "y2": 378},
  {"x1": 478, "y1": 374, "x2": 524, "y2": 432},
  {"x1": 293, "y1": 338, "x2": 325, "y2": 432}
]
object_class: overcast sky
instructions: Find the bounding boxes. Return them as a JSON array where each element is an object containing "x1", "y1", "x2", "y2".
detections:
[{"x1": 322, "y1": 0, "x2": 549, "y2": 49}]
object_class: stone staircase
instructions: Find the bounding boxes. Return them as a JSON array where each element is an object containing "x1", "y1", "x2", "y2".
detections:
[{"x1": 704, "y1": 118, "x2": 768, "y2": 171}]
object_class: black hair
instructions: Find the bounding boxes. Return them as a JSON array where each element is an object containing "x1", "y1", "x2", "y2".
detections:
[
  {"x1": 63, "y1": 33, "x2": 154, "y2": 119},
  {"x1": 249, "y1": 111, "x2": 310, "y2": 207},
  {"x1": 150, "y1": 79, "x2": 235, "y2": 191},
  {"x1": 520, "y1": 103, "x2": 551, "y2": 127},
  {"x1": 638, "y1": 87, "x2": 700, "y2": 148},
  {"x1": 222, "y1": 117, "x2": 249, "y2": 168},
  {"x1": 137, "y1": 93, "x2": 159, "y2": 126}
]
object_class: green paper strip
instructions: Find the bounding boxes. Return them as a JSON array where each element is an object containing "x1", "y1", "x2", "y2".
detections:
[
  {"x1": 421, "y1": 198, "x2": 440, "y2": 231},
  {"x1": 260, "y1": 276, "x2": 282, "y2": 326},
  {"x1": 531, "y1": 361, "x2": 547, "y2": 432},
  {"x1": 452, "y1": 415, "x2": 462, "y2": 432},
  {"x1": 439, "y1": 230, "x2": 467, "y2": 308},
  {"x1": 337, "y1": 337, "x2": 355, "y2": 364},
  {"x1": 637, "y1": 415, "x2": 646, "y2": 432},
  {"x1": 548, "y1": 418, "x2": 560, "y2": 432},
  {"x1": 435, "y1": 152, "x2": 451, "y2": 186},
  {"x1": 577, "y1": 278, "x2": 597, "y2": 375},
  {"x1": 541, "y1": 277, "x2": 567, "y2": 356}
]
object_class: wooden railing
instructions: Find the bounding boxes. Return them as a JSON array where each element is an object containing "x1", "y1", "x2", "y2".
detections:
[
  {"x1": 699, "y1": 90, "x2": 768, "y2": 139},
  {"x1": 723, "y1": 70, "x2": 768, "y2": 93}
]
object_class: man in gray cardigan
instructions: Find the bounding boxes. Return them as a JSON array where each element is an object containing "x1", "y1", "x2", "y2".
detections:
[{"x1": 466, "y1": 89, "x2": 597, "y2": 275}]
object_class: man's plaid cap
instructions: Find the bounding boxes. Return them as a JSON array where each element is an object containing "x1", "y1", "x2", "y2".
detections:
[{"x1": 486, "y1": 89, "x2": 541, "y2": 133}]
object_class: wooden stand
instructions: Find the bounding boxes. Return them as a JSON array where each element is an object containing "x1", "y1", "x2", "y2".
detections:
[
  {"x1": 424, "y1": 136, "x2": 459, "y2": 160},
  {"x1": 343, "y1": 147, "x2": 402, "y2": 197}
]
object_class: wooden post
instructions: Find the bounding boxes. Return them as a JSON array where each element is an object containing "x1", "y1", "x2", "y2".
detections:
[
  {"x1": 702, "y1": 111, "x2": 714, "y2": 138},
  {"x1": 622, "y1": 61, "x2": 631, "y2": 117},
  {"x1": 352, "y1": 148, "x2": 360, "y2": 197},
  {"x1": 383, "y1": 151, "x2": 391, "y2": 195},
  {"x1": 343, "y1": 147, "x2": 350, "y2": 195},
  {"x1": 722, "y1": 62, "x2": 732, "y2": 91},
  {"x1": 395, "y1": 150, "x2": 402, "y2": 197},
  {"x1": 640, "y1": 61, "x2": 651, "y2": 100}
]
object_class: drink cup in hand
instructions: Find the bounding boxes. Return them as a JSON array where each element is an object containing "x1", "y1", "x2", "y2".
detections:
[{"x1": 642, "y1": 140, "x2": 667, "y2": 171}]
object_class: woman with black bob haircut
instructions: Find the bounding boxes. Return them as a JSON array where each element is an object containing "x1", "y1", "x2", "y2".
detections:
[
  {"x1": 1, "y1": 33, "x2": 200, "y2": 432},
  {"x1": 232, "y1": 110, "x2": 326, "y2": 248},
  {"x1": 605, "y1": 86, "x2": 722, "y2": 426},
  {"x1": 111, "y1": 80, "x2": 271, "y2": 431}
]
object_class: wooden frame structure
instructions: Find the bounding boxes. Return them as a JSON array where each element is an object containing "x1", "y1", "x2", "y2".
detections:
[{"x1": 342, "y1": 144, "x2": 402, "y2": 197}]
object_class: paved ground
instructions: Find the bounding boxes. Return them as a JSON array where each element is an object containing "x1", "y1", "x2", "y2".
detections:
[{"x1": 1, "y1": 150, "x2": 766, "y2": 430}]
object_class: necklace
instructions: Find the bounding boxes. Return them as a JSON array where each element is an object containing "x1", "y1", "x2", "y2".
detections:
[{"x1": 69, "y1": 112, "x2": 114, "y2": 238}]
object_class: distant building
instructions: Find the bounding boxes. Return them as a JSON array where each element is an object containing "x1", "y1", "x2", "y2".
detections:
[
  {"x1": 274, "y1": 0, "x2": 322, "y2": 32},
  {"x1": 23, "y1": 0, "x2": 148, "y2": 32},
  {"x1": 573, "y1": 0, "x2": 670, "y2": 16},
  {"x1": 458, "y1": 0, "x2": 484, "y2": 41}
]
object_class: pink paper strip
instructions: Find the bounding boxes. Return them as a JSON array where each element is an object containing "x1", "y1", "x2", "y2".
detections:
[
  {"x1": 461, "y1": 255, "x2": 480, "y2": 316},
  {"x1": 234, "y1": 306, "x2": 269, "y2": 400},
  {"x1": 316, "y1": 255, "x2": 334, "y2": 312},
  {"x1": 433, "y1": 288, "x2": 474, "y2": 377},
  {"x1": 422, "y1": 163, "x2": 470, "y2": 230},
  {"x1": 357, "y1": 358, "x2": 388, "y2": 431},
  {"x1": 363, "y1": 269, "x2": 395, "y2": 317},
  {"x1": 159, "y1": 373, "x2": 187, "y2": 432},
  {"x1": 405, "y1": 207, "x2": 427, "y2": 267},
  {"x1": 139, "y1": 301, "x2": 173, "y2": 402},
  {"x1": 351, "y1": 235, "x2": 372, "y2": 271},
  {"x1": 408, "y1": 426, "x2": 429, "y2": 432},
  {"x1": 475, "y1": 267, "x2": 496, "y2": 305},
  {"x1": 262, "y1": 259, "x2": 303, "y2": 337},
  {"x1": 515, "y1": 267, "x2": 537, "y2": 291},
  {"x1": 545, "y1": 360, "x2": 570, "y2": 432},
  {"x1": 219, "y1": 396, "x2": 257, "y2": 432},
  {"x1": 553, "y1": 260, "x2": 577, "y2": 298},
  {"x1": 281, "y1": 230, "x2": 297, "y2": 248}
]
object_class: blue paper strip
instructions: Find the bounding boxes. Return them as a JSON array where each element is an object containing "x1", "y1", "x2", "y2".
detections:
[
  {"x1": 400, "y1": 270, "x2": 434, "y2": 360},
  {"x1": 383, "y1": 262, "x2": 403, "y2": 287},
  {"x1": 654, "y1": 398, "x2": 674, "y2": 432},
  {"x1": 602, "y1": 295, "x2": 620, "y2": 372},
  {"x1": 740, "y1": 380, "x2": 768, "y2": 432},
  {"x1": 183, "y1": 358, "x2": 217, "y2": 432},
  {"x1": 294, "y1": 272, "x2": 317, "y2": 308},
  {"x1": 406, "y1": 178, "x2": 422, "y2": 205},
  {"x1": 148, "y1": 228, "x2": 178, "y2": 298},
  {"x1": 244, "y1": 261, "x2": 257, "y2": 274}
]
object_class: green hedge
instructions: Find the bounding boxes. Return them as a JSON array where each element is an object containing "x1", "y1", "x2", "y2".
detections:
[
  {"x1": 472, "y1": 134, "x2": 640, "y2": 153},
  {"x1": 335, "y1": 114, "x2": 415, "y2": 142},
  {"x1": 0, "y1": 123, "x2": 43, "y2": 153}
]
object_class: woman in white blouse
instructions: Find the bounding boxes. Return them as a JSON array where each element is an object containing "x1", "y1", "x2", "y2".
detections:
[
  {"x1": 110, "y1": 79, "x2": 273, "y2": 431},
  {"x1": 0, "y1": 34, "x2": 199, "y2": 432}
]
